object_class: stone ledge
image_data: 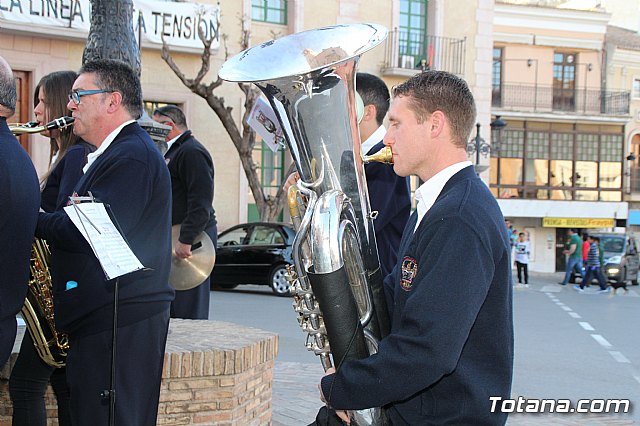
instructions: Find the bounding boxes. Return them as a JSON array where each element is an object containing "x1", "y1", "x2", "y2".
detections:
[{"x1": 0, "y1": 319, "x2": 278, "y2": 426}]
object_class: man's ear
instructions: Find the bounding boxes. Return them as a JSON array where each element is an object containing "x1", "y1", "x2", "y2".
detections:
[
  {"x1": 429, "y1": 110, "x2": 446, "y2": 138},
  {"x1": 363, "y1": 104, "x2": 377, "y2": 123},
  {"x1": 106, "y1": 91, "x2": 123, "y2": 113}
]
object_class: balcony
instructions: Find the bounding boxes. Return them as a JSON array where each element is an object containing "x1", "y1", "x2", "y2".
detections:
[
  {"x1": 381, "y1": 28, "x2": 466, "y2": 77},
  {"x1": 493, "y1": 84, "x2": 630, "y2": 116}
]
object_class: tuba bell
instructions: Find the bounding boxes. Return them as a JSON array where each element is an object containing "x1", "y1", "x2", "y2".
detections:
[{"x1": 220, "y1": 23, "x2": 390, "y2": 425}]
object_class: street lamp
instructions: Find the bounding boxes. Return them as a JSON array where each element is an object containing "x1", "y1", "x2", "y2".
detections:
[{"x1": 466, "y1": 116, "x2": 507, "y2": 174}]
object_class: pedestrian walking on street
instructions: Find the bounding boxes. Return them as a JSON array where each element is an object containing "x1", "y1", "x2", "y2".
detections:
[
  {"x1": 515, "y1": 232, "x2": 530, "y2": 286},
  {"x1": 559, "y1": 229, "x2": 583, "y2": 286},
  {"x1": 574, "y1": 235, "x2": 610, "y2": 293}
]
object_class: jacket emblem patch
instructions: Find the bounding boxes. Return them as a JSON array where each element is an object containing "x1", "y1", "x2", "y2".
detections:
[{"x1": 400, "y1": 256, "x2": 417, "y2": 291}]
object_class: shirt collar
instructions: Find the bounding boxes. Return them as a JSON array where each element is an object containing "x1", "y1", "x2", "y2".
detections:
[
  {"x1": 165, "y1": 132, "x2": 184, "y2": 153},
  {"x1": 414, "y1": 161, "x2": 472, "y2": 231},
  {"x1": 83, "y1": 120, "x2": 135, "y2": 173},
  {"x1": 361, "y1": 125, "x2": 386, "y2": 155}
]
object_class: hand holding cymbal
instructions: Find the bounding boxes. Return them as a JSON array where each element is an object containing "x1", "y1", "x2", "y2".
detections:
[{"x1": 169, "y1": 225, "x2": 216, "y2": 291}]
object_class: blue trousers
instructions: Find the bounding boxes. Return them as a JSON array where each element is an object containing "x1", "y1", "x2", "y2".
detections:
[{"x1": 562, "y1": 256, "x2": 583, "y2": 285}]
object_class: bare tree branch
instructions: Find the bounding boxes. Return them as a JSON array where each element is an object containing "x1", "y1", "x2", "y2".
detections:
[{"x1": 160, "y1": 15, "x2": 287, "y2": 222}]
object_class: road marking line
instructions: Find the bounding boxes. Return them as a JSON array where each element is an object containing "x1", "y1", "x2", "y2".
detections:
[
  {"x1": 634, "y1": 375, "x2": 640, "y2": 385},
  {"x1": 560, "y1": 306, "x2": 572, "y2": 312},
  {"x1": 555, "y1": 302, "x2": 565, "y2": 307},
  {"x1": 591, "y1": 334, "x2": 612, "y2": 348},
  {"x1": 579, "y1": 322, "x2": 594, "y2": 331},
  {"x1": 608, "y1": 351, "x2": 630, "y2": 363},
  {"x1": 568, "y1": 312, "x2": 582, "y2": 319}
]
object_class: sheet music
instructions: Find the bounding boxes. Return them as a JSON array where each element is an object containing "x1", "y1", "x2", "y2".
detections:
[{"x1": 63, "y1": 202, "x2": 145, "y2": 280}]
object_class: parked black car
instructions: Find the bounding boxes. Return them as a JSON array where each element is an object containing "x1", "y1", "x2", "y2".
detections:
[{"x1": 210, "y1": 222, "x2": 296, "y2": 296}]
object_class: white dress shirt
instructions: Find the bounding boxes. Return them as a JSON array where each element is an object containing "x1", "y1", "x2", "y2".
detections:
[
  {"x1": 361, "y1": 125, "x2": 387, "y2": 155},
  {"x1": 414, "y1": 161, "x2": 472, "y2": 231},
  {"x1": 83, "y1": 119, "x2": 135, "y2": 173}
]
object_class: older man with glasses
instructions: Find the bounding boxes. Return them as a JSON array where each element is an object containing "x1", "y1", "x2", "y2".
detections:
[{"x1": 36, "y1": 59, "x2": 174, "y2": 426}]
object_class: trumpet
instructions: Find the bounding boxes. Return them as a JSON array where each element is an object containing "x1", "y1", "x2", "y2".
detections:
[{"x1": 10, "y1": 116, "x2": 74, "y2": 135}]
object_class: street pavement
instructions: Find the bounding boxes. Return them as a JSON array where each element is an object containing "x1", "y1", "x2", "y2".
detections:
[{"x1": 211, "y1": 271, "x2": 639, "y2": 425}]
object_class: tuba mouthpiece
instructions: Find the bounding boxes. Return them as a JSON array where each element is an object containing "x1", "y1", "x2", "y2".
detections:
[{"x1": 363, "y1": 145, "x2": 393, "y2": 164}]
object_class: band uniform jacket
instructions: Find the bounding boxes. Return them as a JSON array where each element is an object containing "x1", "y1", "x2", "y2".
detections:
[
  {"x1": 0, "y1": 118, "x2": 40, "y2": 365},
  {"x1": 36, "y1": 122, "x2": 174, "y2": 337},
  {"x1": 364, "y1": 141, "x2": 411, "y2": 278},
  {"x1": 164, "y1": 130, "x2": 217, "y2": 244},
  {"x1": 322, "y1": 166, "x2": 514, "y2": 425},
  {"x1": 41, "y1": 140, "x2": 95, "y2": 212}
]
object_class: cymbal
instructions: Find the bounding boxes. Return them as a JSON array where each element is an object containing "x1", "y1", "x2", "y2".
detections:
[{"x1": 169, "y1": 225, "x2": 216, "y2": 291}]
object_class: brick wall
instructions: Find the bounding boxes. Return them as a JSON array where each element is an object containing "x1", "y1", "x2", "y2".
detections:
[{"x1": 0, "y1": 319, "x2": 278, "y2": 426}]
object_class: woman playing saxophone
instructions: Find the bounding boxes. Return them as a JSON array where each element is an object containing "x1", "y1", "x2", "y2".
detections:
[{"x1": 9, "y1": 71, "x2": 95, "y2": 426}]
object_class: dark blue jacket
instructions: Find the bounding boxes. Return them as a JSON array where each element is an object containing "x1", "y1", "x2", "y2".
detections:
[
  {"x1": 0, "y1": 118, "x2": 40, "y2": 364},
  {"x1": 41, "y1": 141, "x2": 95, "y2": 212},
  {"x1": 365, "y1": 141, "x2": 411, "y2": 277},
  {"x1": 322, "y1": 166, "x2": 513, "y2": 425},
  {"x1": 36, "y1": 122, "x2": 174, "y2": 336}
]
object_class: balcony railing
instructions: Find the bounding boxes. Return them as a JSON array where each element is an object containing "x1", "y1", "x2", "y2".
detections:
[
  {"x1": 382, "y1": 28, "x2": 466, "y2": 76},
  {"x1": 493, "y1": 84, "x2": 630, "y2": 116}
]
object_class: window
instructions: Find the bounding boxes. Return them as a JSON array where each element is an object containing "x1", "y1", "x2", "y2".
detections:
[
  {"x1": 143, "y1": 101, "x2": 178, "y2": 117},
  {"x1": 633, "y1": 78, "x2": 640, "y2": 98},
  {"x1": 490, "y1": 123, "x2": 624, "y2": 201},
  {"x1": 13, "y1": 71, "x2": 30, "y2": 152},
  {"x1": 248, "y1": 141, "x2": 286, "y2": 222},
  {"x1": 492, "y1": 47, "x2": 503, "y2": 107},
  {"x1": 399, "y1": 0, "x2": 428, "y2": 66},
  {"x1": 552, "y1": 52, "x2": 576, "y2": 111},
  {"x1": 249, "y1": 225, "x2": 282, "y2": 245},
  {"x1": 218, "y1": 226, "x2": 249, "y2": 246},
  {"x1": 252, "y1": 0, "x2": 287, "y2": 25}
]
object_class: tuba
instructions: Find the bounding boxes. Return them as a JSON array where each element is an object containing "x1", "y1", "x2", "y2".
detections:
[
  {"x1": 11, "y1": 117, "x2": 74, "y2": 367},
  {"x1": 220, "y1": 23, "x2": 390, "y2": 425}
]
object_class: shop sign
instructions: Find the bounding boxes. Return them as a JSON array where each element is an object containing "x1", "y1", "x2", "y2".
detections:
[
  {"x1": 542, "y1": 217, "x2": 615, "y2": 228},
  {"x1": 0, "y1": 0, "x2": 220, "y2": 50}
]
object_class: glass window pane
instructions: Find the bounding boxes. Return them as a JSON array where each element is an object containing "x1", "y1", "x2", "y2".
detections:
[
  {"x1": 600, "y1": 191, "x2": 621, "y2": 201},
  {"x1": 575, "y1": 190, "x2": 598, "y2": 201},
  {"x1": 498, "y1": 188, "x2": 520, "y2": 199},
  {"x1": 575, "y1": 161, "x2": 597, "y2": 188},
  {"x1": 499, "y1": 129, "x2": 524, "y2": 158},
  {"x1": 490, "y1": 157, "x2": 498, "y2": 185},
  {"x1": 499, "y1": 158, "x2": 522, "y2": 185},
  {"x1": 600, "y1": 162, "x2": 621, "y2": 188},
  {"x1": 524, "y1": 159, "x2": 548, "y2": 186},
  {"x1": 550, "y1": 160, "x2": 572, "y2": 187},
  {"x1": 252, "y1": 8, "x2": 265, "y2": 20},
  {"x1": 551, "y1": 133, "x2": 573, "y2": 160},
  {"x1": 219, "y1": 227, "x2": 249, "y2": 246},
  {"x1": 400, "y1": 0, "x2": 408, "y2": 13}
]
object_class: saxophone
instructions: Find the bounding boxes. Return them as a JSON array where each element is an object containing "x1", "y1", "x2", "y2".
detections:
[
  {"x1": 220, "y1": 23, "x2": 390, "y2": 425},
  {"x1": 22, "y1": 239, "x2": 69, "y2": 368},
  {"x1": 10, "y1": 117, "x2": 74, "y2": 368}
]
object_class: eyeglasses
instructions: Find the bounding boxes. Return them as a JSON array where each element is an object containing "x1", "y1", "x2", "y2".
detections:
[{"x1": 68, "y1": 89, "x2": 114, "y2": 105}]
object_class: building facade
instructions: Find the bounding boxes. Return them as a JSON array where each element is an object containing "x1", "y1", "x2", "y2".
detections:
[
  {"x1": 1, "y1": 0, "x2": 491, "y2": 231},
  {"x1": 492, "y1": 1, "x2": 636, "y2": 272}
]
